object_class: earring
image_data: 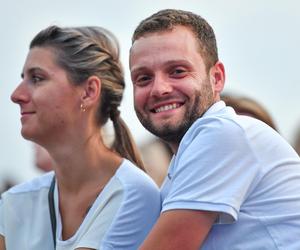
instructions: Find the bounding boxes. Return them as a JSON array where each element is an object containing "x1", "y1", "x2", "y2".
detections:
[{"x1": 80, "y1": 103, "x2": 86, "y2": 112}]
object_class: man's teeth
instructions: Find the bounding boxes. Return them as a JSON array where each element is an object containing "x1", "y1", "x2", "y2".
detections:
[{"x1": 155, "y1": 104, "x2": 179, "y2": 113}]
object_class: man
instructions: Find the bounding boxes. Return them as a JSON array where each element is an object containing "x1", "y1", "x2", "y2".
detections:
[{"x1": 129, "y1": 9, "x2": 300, "y2": 249}]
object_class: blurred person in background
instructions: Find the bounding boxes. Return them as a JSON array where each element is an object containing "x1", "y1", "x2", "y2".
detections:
[
  {"x1": 0, "y1": 178, "x2": 15, "y2": 195},
  {"x1": 221, "y1": 93, "x2": 278, "y2": 131},
  {"x1": 140, "y1": 139, "x2": 172, "y2": 187},
  {"x1": 34, "y1": 143, "x2": 55, "y2": 172}
]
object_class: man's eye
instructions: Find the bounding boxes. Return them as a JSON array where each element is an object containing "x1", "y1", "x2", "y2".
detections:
[
  {"x1": 172, "y1": 68, "x2": 186, "y2": 76},
  {"x1": 135, "y1": 75, "x2": 151, "y2": 86},
  {"x1": 169, "y1": 67, "x2": 189, "y2": 79}
]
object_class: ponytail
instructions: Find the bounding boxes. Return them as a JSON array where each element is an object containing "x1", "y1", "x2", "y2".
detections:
[{"x1": 110, "y1": 111, "x2": 145, "y2": 171}]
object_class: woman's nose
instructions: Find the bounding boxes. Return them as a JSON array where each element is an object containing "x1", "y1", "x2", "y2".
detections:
[{"x1": 11, "y1": 81, "x2": 30, "y2": 104}]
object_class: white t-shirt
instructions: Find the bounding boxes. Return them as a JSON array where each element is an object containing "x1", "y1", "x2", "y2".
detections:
[
  {"x1": 0, "y1": 159, "x2": 161, "y2": 249},
  {"x1": 161, "y1": 101, "x2": 300, "y2": 249}
]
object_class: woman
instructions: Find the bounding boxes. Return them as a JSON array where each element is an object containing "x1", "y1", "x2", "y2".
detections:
[{"x1": 0, "y1": 25, "x2": 160, "y2": 249}]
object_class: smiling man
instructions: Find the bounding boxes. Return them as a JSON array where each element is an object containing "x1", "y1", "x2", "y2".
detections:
[{"x1": 130, "y1": 9, "x2": 300, "y2": 249}]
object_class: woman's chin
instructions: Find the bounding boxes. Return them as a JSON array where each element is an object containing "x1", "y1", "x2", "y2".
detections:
[{"x1": 21, "y1": 129, "x2": 35, "y2": 141}]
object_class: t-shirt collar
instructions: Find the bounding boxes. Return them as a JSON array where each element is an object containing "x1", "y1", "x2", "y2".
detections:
[{"x1": 202, "y1": 100, "x2": 226, "y2": 118}]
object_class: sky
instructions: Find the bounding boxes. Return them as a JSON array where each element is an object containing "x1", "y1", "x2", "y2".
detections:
[{"x1": 1, "y1": 0, "x2": 300, "y2": 184}]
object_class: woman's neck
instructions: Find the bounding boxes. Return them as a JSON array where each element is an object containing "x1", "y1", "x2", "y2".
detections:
[{"x1": 48, "y1": 133, "x2": 122, "y2": 192}]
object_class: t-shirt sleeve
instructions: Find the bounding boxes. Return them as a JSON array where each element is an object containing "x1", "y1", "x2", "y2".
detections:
[
  {"x1": 100, "y1": 178, "x2": 161, "y2": 249},
  {"x1": 162, "y1": 117, "x2": 260, "y2": 223},
  {"x1": 0, "y1": 199, "x2": 3, "y2": 235}
]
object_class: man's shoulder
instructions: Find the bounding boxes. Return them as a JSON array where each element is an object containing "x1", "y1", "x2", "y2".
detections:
[{"x1": 183, "y1": 111, "x2": 244, "y2": 143}]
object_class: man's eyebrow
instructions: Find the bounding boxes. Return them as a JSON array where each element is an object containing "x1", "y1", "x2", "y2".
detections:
[
  {"x1": 131, "y1": 59, "x2": 191, "y2": 73},
  {"x1": 131, "y1": 66, "x2": 148, "y2": 74},
  {"x1": 165, "y1": 59, "x2": 191, "y2": 66}
]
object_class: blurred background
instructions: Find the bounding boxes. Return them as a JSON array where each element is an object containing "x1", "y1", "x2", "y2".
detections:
[{"x1": 1, "y1": 0, "x2": 300, "y2": 189}]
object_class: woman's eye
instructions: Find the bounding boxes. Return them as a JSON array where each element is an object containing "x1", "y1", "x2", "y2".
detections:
[{"x1": 32, "y1": 75, "x2": 43, "y2": 83}]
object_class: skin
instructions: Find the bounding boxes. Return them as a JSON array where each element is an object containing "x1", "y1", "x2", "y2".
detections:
[
  {"x1": 0, "y1": 235, "x2": 5, "y2": 250},
  {"x1": 130, "y1": 25, "x2": 225, "y2": 153},
  {"x1": 11, "y1": 47, "x2": 83, "y2": 147},
  {"x1": 10, "y1": 47, "x2": 122, "y2": 244},
  {"x1": 130, "y1": 25, "x2": 225, "y2": 249}
]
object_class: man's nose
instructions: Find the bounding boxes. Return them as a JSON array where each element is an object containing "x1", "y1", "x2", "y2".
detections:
[{"x1": 150, "y1": 74, "x2": 172, "y2": 97}]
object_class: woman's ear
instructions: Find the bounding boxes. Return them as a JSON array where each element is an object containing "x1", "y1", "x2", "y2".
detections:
[{"x1": 81, "y1": 76, "x2": 101, "y2": 107}]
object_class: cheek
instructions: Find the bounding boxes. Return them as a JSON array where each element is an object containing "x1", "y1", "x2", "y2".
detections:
[
  {"x1": 185, "y1": 77, "x2": 208, "y2": 94},
  {"x1": 34, "y1": 90, "x2": 69, "y2": 119},
  {"x1": 174, "y1": 81, "x2": 197, "y2": 98},
  {"x1": 32, "y1": 92, "x2": 51, "y2": 109},
  {"x1": 133, "y1": 87, "x2": 148, "y2": 108}
]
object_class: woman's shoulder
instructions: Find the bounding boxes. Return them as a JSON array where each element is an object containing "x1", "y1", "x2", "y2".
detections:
[
  {"x1": 3, "y1": 171, "x2": 54, "y2": 196},
  {"x1": 112, "y1": 159, "x2": 161, "y2": 205},
  {"x1": 116, "y1": 159, "x2": 159, "y2": 190}
]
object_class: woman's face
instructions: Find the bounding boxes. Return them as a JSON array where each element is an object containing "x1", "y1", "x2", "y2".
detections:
[{"x1": 11, "y1": 47, "x2": 82, "y2": 145}]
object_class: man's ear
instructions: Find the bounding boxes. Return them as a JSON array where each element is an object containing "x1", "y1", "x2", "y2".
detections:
[
  {"x1": 210, "y1": 61, "x2": 225, "y2": 94},
  {"x1": 81, "y1": 76, "x2": 101, "y2": 108}
]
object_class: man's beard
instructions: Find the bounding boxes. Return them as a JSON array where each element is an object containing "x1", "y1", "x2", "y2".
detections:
[{"x1": 135, "y1": 82, "x2": 214, "y2": 145}]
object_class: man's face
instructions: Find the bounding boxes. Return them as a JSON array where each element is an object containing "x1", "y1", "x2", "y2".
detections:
[{"x1": 130, "y1": 26, "x2": 220, "y2": 148}]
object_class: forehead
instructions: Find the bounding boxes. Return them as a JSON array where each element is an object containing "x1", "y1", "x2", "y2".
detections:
[
  {"x1": 23, "y1": 47, "x2": 59, "y2": 72},
  {"x1": 130, "y1": 26, "x2": 203, "y2": 70},
  {"x1": 132, "y1": 26, "x2": 198, "y2": 51}
]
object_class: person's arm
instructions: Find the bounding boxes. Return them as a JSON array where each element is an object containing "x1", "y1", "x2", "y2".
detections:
[
  {"x1": 139, "y1": 209, "x2": 218, "y2": 250},
  {"x1": 0, "y1": 235, "x2": 6, "y2": 250}
]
